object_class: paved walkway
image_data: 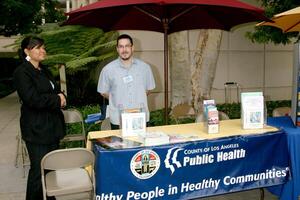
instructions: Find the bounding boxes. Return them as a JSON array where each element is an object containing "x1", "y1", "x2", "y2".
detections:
[
  {"x1": 0, "y1": 92, "x2": 279, "y2": 200},
  {"x1": 0, "y1": 92, "x2": 27, "y2": 200}
]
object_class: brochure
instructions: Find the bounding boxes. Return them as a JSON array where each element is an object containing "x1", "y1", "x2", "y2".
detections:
[
  {"x1": 207, "y1": 107, "x2": 219, "y2": 134},
  {"x1": 203, "y1": 100, "x2": 219, "y2": 134},
  {"x1": 203, "y1": 99, "x2": 216, "y2": 121},
  {"x1": 241, "y1": 92, "x2": 264, "y2": 129}
]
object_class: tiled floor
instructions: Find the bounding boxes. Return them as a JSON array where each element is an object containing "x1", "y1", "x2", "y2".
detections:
[{"x1": 0, "y1": 93, "x2": 279, "y2": 200}]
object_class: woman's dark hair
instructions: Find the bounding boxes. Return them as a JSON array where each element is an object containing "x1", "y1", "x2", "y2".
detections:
[{"x1": 19, "y1": 36, "x2": 44, "y2": 61}]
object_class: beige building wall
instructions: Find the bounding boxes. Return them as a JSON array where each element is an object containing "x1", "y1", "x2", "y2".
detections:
[
  {"x1": 0, "y1": 36, "x2": 18, "y2": 53},
  {"x1": 213, "y1": 26, "x2": 294, "y2": 104},
  {"x1": 118, "y1": 28, "x2": 294, "y2": 111}
]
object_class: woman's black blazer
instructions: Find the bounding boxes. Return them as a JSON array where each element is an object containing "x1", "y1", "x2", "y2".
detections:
[{"x1": 13, "y1": 61, "x2": 66, "y2": 144}]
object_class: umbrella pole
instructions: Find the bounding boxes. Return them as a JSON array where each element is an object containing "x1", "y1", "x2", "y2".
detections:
[{"x1": 163, "y1": 21, "x2": 169, "y2": 125}]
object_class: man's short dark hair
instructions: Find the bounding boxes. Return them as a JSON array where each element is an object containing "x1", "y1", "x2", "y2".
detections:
[{"x1": 117, "y1": 34, "x2": 133, "y2": 46}]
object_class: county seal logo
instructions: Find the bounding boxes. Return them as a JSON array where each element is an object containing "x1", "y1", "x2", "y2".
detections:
[{"x1": 130, "y1": 149, "x2": 160, "y2": 179}]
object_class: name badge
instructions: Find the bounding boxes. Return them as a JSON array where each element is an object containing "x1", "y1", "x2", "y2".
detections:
[{"x1": 123, "y1": 75, "x2": 133, "y2": 84}]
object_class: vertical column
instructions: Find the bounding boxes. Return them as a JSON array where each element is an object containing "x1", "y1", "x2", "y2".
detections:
[
  {"x1": 41, "y1": 4, "x2": 45, "y2": 25},
  {"x1": 66, "y1": 0, "x2": 70, "y2": 13},
  {"x1": 291, "y1": 43, "x2": 300, "y2": 126}
]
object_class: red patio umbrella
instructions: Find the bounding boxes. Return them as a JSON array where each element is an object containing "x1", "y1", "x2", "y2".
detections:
[{"x1": 64, "y1": 0, "x2": 268, "y2": 124}]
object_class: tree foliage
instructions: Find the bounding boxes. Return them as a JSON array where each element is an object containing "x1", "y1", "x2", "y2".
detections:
[
  {"x1": 42, "y1": 25, "x2": 118, "y2": 105},
  {"x1": 13, "y1": 24, "x2": 118, "y2": 105},
  {"x1": 246, "y1": 0, "x2": 300, "y2": 44},
  {"x1": 0, "y1": 0, "x2": 66, "y2": 36},
  {"x1": 38, "y1": 25, "x2": 118, "y2": 74}
]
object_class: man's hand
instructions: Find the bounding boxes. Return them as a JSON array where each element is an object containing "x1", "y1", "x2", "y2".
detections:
[{"x1": 101, "y1": 93, "x2": 109, "y2": 99}]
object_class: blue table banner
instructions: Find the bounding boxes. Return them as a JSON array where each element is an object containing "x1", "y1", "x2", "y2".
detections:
[{"x1": 94, "y1": 130, "x2": 290, "y2": 200}]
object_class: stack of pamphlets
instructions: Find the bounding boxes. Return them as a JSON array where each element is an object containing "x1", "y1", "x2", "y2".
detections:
[
  {"x1": 138, "y1": 131, "x2": 170, "y2": 146},
  {"x1": 92, "y1": 136, "x2": 142, "y2": 150},
  {"x1": 168, "y1": 134, "x2": 202, "y2": 143},
  {"x1": 241, "y1": 92, "x2": 264, "y2": 129},
  {"x1": 203, "y1": 100, "x2": 219, "y2": 134}
]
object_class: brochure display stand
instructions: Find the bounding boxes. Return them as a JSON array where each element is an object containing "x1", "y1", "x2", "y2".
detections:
[
  {"x1": 241, "y1": 92, "x2": 264, "y2": 129},
  {"x1": 291, "y1": 43, "x2": 300, "y2": 126},
  {"x1": 224, "y1": 82, "x2": 241, "y2": 103},
  {"x1": 121, "y1": 109, "x2": 146, "y2": 137}
]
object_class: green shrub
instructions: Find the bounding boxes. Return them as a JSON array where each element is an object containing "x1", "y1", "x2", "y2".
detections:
[
  {"x1": 266, "y1": 100, "x2": 291, "y2": 116},
  {"x1": 217, "y1": 102, "x2": 241, "y2": 119},
  {"x1": 216, "y1": 100, "x2": 291, "y2": 119},
  {"x1": 149, "y1": 108, "x2": 166, "y2": 126},
  {"x1": 149, "y1": 100, "x2": 292, "y2": 126}
]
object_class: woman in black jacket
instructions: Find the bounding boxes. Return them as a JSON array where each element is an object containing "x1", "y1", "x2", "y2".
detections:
[{"x1": 13, "y1": 36, "x2": 66, "y2": 200}]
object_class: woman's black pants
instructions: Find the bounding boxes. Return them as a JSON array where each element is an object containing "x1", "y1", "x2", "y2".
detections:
[{"x1": 25, "y1": 141, "x2": 59, "y2": 200}]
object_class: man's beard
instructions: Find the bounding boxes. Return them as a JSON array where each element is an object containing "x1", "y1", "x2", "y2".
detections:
[{"x1": 120, "y1": 53, "x2": 131, "y2": 61}]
